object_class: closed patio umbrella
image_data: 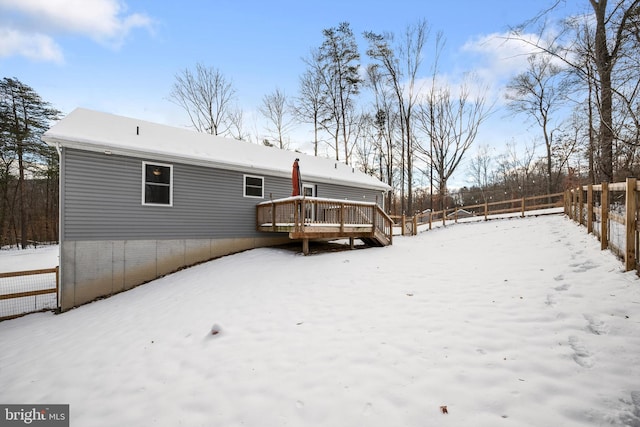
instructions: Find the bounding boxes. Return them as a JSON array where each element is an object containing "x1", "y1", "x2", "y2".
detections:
[{"x1": 292, "y1": 158, "x2": 302, "y2": 196}]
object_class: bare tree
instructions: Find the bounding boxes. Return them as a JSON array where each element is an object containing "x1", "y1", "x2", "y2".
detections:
[
  {"x1": 509, "y1": 0, "x2": 640, "y2": 182},
  {"x1": 495, "y1": 140, "x2": 539, "y2": 198},
  {"x1": 365, "y1": 63, "x2": 400, "y2": 212},
  {"x1": 294, "y1": 53, "x2": 329, "y2": 156},
  {"x1": 506, "y1": 53, "x2": 568, "y2": 194},
  {"x1": 228, "y1": 107, "x2": 250, "y2": 141},
  {"x1": 417, "y1": 76, "x2": 491, "y2": 209},
  {"x1": 364, "y1": 19, "x2": 429, "y2": 214},
  {"x1": 260, "y1": 88, "x2": 293, "y2": 150},
  {"x1": 169, "y1": 63, "x2": 236, "y2": 136},
  {"x1": 468, "y1": 145, "x2": 494, "y2": 203}
]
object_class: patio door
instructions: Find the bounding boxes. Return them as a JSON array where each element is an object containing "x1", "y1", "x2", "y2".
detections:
[
  {"x1": 303, "y1": 184, "x2": 316, "y2": 221},
  {"x1": 303, "y1": 184, "x2": 316, "y2": 198}
]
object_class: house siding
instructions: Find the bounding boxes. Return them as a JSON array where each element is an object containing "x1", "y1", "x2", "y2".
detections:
[
  {"x1": 62, "y1": 148, "x2": 285, "y2": 240},
  {"x1": 62, "y1": 148, "x2": 383, "y2": 241}
]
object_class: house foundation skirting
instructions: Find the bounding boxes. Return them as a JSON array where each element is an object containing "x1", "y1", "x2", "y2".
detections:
[{"x1": 59, "y1": 236, "x2": 289, "y2": 311}]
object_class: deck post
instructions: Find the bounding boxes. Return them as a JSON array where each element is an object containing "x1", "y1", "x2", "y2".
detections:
[
  {"x1": 349, "y1": 237, "x2": 355, "y2": 249},
  {"x1": 294, "y1": 199, "x2": 300, "y2": 232},
  {"x1": 271, "y1": 201, "x2": 276, "y2": 231},
  {"x1": 302, "y1": 238, "x2": 309, "y2": 255}
]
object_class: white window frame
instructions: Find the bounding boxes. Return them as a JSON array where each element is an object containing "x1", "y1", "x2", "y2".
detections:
[
  {"x1": 142, "y1": 161, "x2": 173, "y2": 207},
  {"x1": 243, "y1": 174, "x2": 264, "y2": 199}
]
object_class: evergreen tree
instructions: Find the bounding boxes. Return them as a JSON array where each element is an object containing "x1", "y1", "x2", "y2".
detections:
[
  {"x1": 317, "y1": 22, "x2": 362, "y2": 163},
  {"x1": 0, "y1": 77, "x2": 60, "y2": 248}
]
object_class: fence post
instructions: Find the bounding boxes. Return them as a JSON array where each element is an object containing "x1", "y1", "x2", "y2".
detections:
[
  {"x1": 429, "y1": 211, "x2": 432, "y2": 230},
  {"x1": 484, "y1": 202, "x2": 488, "y2": 221},
  {"x1": 601, "y1": 182, "x2": 609, "y2": 251},
  {"x1": 572, "y1": 188, "x2": 578, "y2": 221},
  {"x1": 401, "y1": 214, "x2": 406, "y2": 236},
  {"x1": 587, "y1": 184, "x2": 593, "y2": 234},
  {"x1": 578, "y1": 186, "x2": 584, "y2": 226},
  {"x1": 570, "y1": 189, "x2": 575, "y2": 220},
  {"x1": 625, "y1": 177, "x2": 637, "y2": 271},
  {"x1": 413, "y1": 215, "x2": 418, "y2": 236},
  {"x1": 521, "y1": 197, "x2": 525, "y2": 217},
  {"x1": 55, "y1": 266, "x2": 60, "y2": 309}
]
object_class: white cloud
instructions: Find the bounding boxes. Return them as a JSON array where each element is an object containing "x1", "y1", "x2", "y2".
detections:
[
  {"x1": 0, "y1": 0, "x2": 154, "y2": 61},
  {"x1": 0, "y1": 28, "x2": 64, "y2": 63},
  {"x1": 450, "y1": 31, "x2": 563, "y2": 107},
  {"x1": 462, "y1": 32, "x2": 542, "y2": 76}
]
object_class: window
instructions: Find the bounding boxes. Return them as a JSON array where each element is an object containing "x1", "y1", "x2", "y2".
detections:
[
  {"x1": 142, "y1": 162, "x2": 173, "y2": 206},
  {"x1": 244, "y1": 175, "x2": 264, "y2": 198}
]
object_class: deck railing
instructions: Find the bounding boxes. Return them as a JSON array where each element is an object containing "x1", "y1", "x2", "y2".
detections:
[{"x1": 256, "y1": 196, "x2": 393, "y2": 245}]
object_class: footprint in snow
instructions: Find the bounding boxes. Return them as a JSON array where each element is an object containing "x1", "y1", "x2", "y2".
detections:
[
  {"x1": 618, "y1": 391, "x2": 640, "y2": 426},
  {"x1": 362, "y1": 402, "x2": 373, "y2": 416},
  {"x1": 545, "y1": 294, "x2": 556, "y2": 307},
  {"x1": 570, "y1": 260, "x2": 597, "y2": 273},
  {"x1": 584, "y1": 314, "x2": 609, "y2": 335},
  {"x1": 569, "y1": 336, "x2": 594, "y2": 368}
]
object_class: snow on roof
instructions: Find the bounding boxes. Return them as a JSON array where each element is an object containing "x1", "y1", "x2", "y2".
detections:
[{"x1": 43, "y1": 108, "x2": 390, "y2": 192}]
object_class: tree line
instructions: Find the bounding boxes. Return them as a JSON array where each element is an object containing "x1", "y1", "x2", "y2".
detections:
[{"x1": 169, "y1": 1, "x2": 640, "y2": 216}]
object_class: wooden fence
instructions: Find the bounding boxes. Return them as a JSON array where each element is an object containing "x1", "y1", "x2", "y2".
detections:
[
  {"x1": 393, "y1": 192, "x2": 565, "y2": 235},
  {"x1": 566, "y1": 178, "x2": 639, "y2": 273},
  {"x1": 0, "y1": 267, "x2": 59, "y2": 321}
]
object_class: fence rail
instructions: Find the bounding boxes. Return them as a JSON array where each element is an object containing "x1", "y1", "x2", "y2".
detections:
[
  {"x1": 566, "y1": 178, "x2": 639, "y2": 273},
  {"x1": 0, "y1": 267, "x2": 58, "y2": 321},
  {"x1": 393, "y1": 192, "x2": 565, "y2": 235}
]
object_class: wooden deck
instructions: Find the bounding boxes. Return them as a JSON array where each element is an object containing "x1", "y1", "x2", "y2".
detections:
[{"x1": 256, "y1": 196, "x2": 393, "y2": 254}]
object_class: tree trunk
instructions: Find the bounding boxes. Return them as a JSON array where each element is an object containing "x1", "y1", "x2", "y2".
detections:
[{"x1": 591, "y1": 0, "x2": 614, "y2": 182}]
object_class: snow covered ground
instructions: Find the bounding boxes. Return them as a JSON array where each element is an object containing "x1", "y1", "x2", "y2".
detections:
[
  {"x1": 0, "y1": 245, "x2": 59, "y2": 272},
  {"x1": 1, "y1": 214, "x2": 640, "y2": 426}
]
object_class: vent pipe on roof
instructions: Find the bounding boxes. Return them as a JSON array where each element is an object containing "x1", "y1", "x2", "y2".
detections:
[{"x1": 136, "y1": 126, "x2": 139, "y2": 135}]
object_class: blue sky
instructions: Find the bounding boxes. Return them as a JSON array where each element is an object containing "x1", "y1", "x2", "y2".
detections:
[{"x1": 0, "y1": 0, "x2": 585, "y2": 185}]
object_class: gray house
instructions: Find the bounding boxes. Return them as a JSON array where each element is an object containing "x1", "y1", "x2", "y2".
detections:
[{"x1": 43, "y1": 108, "x2": 390, "y2": 310}]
